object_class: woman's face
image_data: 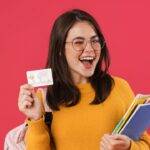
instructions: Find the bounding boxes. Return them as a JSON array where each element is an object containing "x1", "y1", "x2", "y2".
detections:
[{"x1": 65, "y1": 21, "x2": 101, "y2": 84}]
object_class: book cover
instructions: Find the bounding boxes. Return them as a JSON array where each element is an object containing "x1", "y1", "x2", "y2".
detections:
[
  {"x1": 119, "y1": 103, "x2": 150, "y2": 140},
  {"x1": 112, "y1": 95, "x2": 150, "y2": 134}
]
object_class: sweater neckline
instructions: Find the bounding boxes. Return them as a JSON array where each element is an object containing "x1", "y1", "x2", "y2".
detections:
[{"x1": 76, "y1": 82, "x2": 94, "y2": 94}]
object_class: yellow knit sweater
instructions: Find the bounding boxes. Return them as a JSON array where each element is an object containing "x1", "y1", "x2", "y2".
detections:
[{"x1": 25, "y1": 77, "x2": 150, "y2": 150}]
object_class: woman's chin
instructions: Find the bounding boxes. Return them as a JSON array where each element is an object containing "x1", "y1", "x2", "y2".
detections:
[{"x1": 80, "y1": 69, "x2": 95, "y2": 78}]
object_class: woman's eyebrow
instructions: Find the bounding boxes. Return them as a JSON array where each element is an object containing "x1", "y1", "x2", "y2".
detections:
[
  {"x1": 73, "y1": 36, "x2": 85, "y2": 40},
  {"x1": 91, "y1": 35, "x2": 99, "y2": 39},
  {"x1": 73, "y1": 35, "x2": 98, "y2": 40}
]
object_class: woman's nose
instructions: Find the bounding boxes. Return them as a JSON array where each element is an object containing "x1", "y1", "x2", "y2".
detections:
[{"x1": 83, "y1": 42, "x2": 95, "y2": 54}]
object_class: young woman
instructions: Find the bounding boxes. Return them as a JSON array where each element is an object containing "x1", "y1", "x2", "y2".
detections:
[{"x1": 18, "y1": 9, "x2": 150, "y2": 150}]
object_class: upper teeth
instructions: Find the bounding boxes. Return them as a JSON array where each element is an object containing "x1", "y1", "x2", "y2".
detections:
[{"x1": 80, "y1": 57, "x2": 94, "y2": 60}]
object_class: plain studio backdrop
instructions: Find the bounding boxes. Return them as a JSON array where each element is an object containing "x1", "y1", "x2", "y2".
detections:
[{"x1": 0, "y1": 0, "x2": 150, "y2": 149}]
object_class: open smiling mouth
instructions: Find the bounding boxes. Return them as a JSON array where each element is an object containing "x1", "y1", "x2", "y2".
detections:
[{"x1": 79, "y1": 56, "x2": 95, "y2": 69}]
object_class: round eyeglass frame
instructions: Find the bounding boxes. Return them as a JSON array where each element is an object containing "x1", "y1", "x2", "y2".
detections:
[{"x1": 65, "y1": 38, "x2": 105, "y2": 52}]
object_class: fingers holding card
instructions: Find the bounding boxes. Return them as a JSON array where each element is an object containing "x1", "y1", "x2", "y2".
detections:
[{"x1": 18, "y1": 68, "x2": 53, "y2": 120}]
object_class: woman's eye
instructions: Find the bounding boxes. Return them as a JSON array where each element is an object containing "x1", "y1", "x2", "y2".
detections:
[
  {"x1": 74, "y1": 41, "x2": 84, "y2": 45},
  {"x1": 92, "y1": 39, "x2": 99, "y2": 43}
]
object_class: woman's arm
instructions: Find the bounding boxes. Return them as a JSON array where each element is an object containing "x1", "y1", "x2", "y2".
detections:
[
  {"x1": 130, "y1": 131, "x2": 150, "y2": 149},
  {"x1": 25, "y1": 88, "x2": 52, "y2": 150},
  {"x1": 105, "y1": 77, "x2": 150, "y2": 150},
  {"x1": 18, "y1": 85, "x2": 52, "y2": 150},
  {"x1": 100, "y1": 132, "x2": 150, "y2": 150},
  {"x1": 25, "y1": 118, "x2": 51, "y2": 150}
]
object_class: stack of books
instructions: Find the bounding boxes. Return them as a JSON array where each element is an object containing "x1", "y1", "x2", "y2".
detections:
[{"x1": 113, "y1": 94, "x2": 150, "y2": 140}]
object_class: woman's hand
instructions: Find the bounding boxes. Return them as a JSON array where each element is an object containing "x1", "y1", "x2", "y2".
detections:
[
  {"x1": 145, "y1": 97, "x2": 150, "y2": 103},
  {"x1": 18, "y1": 84, "x2": 43, "y2": 120},
  {"x1": 100, "y1": 134, "x2": 131, "y2": 150}
]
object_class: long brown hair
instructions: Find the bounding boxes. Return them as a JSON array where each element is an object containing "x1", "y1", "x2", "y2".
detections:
[{"x1": 46, "y1": 9, "x2": 114, "y2": 111}]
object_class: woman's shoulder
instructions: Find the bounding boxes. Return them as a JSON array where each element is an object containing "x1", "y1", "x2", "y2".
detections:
[
  {"x1": 112, "y1": 75, "x2": 131, "y2": 87},
  {"x1": 111, "y1": 75, "x2": 135, "y2": 97}
]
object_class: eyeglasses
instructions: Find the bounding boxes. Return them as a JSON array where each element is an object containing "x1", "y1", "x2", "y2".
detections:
[{"x1": 65, "y1": 37, "x2": 105, "y2": 52}]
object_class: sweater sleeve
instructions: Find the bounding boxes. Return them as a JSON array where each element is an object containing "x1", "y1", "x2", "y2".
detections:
[
  {"x1": 116, "y1": 77, "x2": 150, "y2": 149},
  {"x1": 25, "y1": 118, "x2": 51, "y2": 150},
  {"x1": 24, "y1": 89, "x2": 51, "y2": 150},
  {"x1": 130, "y1": 131, "x2": 150, "y2": 150}
]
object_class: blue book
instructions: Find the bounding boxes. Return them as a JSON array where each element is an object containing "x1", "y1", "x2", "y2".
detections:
[{"x1": 119, "y1": 103, "x2": 150, "y2": 140}]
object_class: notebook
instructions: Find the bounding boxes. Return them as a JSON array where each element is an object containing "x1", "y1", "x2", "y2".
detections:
[
  {"x1": 119, "y1": 103, "x2": 150, "y2": 140},
  {"x1": 112, "y1": 94, "x2": 150, "y2": 140}
]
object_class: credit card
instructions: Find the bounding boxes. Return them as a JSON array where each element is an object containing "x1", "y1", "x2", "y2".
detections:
[{"x1": 26, "y1": 68, "x2": 53, "y2": 87}]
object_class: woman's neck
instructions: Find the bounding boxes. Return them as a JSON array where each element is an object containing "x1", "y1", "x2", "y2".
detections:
[{"x1": 71, "y1": 73, "x2": 89, "y2": 85}]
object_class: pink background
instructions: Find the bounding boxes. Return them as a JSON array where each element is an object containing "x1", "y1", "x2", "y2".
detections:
[{"x1": 0, "y1": 0, "x2": 150, "y2": 148}]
